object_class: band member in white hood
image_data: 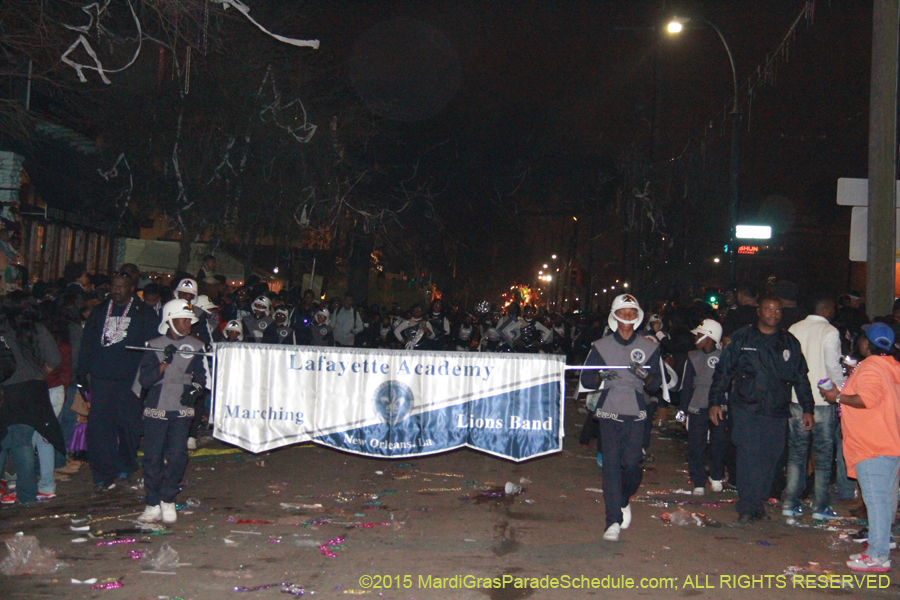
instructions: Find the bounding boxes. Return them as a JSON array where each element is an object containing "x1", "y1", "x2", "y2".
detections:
[{"x1": 580, "y1": 294, "x2": 662, "y2": 542}]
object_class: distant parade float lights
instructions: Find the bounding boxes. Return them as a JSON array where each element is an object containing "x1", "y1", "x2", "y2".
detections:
[{"x1": 735, "y1": 225, "x2": 772, "y2": 240}]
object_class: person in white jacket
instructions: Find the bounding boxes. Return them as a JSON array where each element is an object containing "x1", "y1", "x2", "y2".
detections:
[
  {"x1": 331, "y1": 293, "x2": 364, "y2": 347},
  {"x1": 783, "y1": 294, "x2": 845, "y2": 521}
]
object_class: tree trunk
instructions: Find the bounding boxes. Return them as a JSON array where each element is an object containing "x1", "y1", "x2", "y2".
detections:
[
  {"x1": 177, "y1": 232, "x2": 193, "y2": 275},
  {"x1": 347, "y1": 232, "x2": 373, "y2": 303}
]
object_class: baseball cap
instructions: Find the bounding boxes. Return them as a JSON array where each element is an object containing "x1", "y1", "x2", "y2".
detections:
[{"x1": 864, "y1": 322, "x2": 895, "y2": 351}]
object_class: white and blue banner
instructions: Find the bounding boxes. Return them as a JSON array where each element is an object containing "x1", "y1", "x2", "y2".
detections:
[{"x1": 212, "y1": 344, "x2": 565, "y2": 461}]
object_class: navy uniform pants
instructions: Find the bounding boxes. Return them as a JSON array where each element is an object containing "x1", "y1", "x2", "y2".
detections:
[
  {"x1": 687, "y1": 408, "x2": 728, "y2": 487},
  {"x1": 599, "y1": 417, "x2": 645, "y2": 528},
  {"x1": 142, "y1": 409, "x2": 192, "y2": 505},
  {"x1": 731, "y1": 407, "x2": 788, "y2": 515},
  {"x1": 86, "y1": 378, "x2": 143, "y2": 487}
]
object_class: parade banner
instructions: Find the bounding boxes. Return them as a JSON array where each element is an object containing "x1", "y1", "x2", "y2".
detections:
[{"x1": 212, "y1": 344, "x2": 565, "y2": 461}]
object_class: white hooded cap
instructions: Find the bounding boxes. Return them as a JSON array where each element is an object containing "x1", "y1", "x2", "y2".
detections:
[
  {"x1": 691, "y1": 318, "x2": 723, "y2": 346},
  {"x1": 194, "y1": 294, "x2": 217, "y2": 314},
  {"x1": 224, "y1": 319, "x2": 244, "y2": 340},
  {"x1": 159, "y1": 298, "x2": 199, "y2": 335},
  {"x1": 175, "y1": 278, "x2": 199, "y2": 299},
  {"x1": 608, "y1": 294, "x2": 644, "y2": 332},
  {"x1": 252, "y1": 296, "x2": 272, "y2": 315}
]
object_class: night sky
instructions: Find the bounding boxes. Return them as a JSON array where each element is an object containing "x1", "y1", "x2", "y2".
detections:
[
  {"x1": 300, "y1": 0, "x2": 870, "y2": 296},
  {"x1": 21, "y1": 0, "x2": 873, "y2": 300}
]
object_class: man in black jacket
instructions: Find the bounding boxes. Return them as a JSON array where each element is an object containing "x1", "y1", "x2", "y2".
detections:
[
  {"x1": 79, "y1": 273, "x2": 160, "y2": 491},
  {"x1": 709, "y1": 293, "x2": 815, "y2": 525}
]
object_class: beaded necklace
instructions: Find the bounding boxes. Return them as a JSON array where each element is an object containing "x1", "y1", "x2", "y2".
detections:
[{"x1": 101, "y1": 297, "x2": 134, "y2": 347}]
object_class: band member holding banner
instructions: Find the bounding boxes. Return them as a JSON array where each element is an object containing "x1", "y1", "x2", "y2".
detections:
[
  {"x1": 580, "y1": 294, "x2": 662, "y2": 542},
  {"x1": 135, "y1": 299, "x2": 207, "y2": 525}
]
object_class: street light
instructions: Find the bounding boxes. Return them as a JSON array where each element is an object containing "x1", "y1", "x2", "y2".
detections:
[{"x1": 667, "y1": 15, "x2": 741, "y2": 283}]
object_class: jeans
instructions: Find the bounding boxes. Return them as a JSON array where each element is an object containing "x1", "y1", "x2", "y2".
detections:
[
  {"x1": 55, "y1": 384, "x2": 79, "y2": 468},
  {"x1": 783, "y1": 403, "x2": 835, "y2": 512},
  {"x1": 599, "y1": 417, "x2": 644, "y2": 527},
  {"x1": 731, "y1": 407, "x2": 788, "y2": 515},
  {"x1": 32, "y1": 385, "x2": 65, "y2": 494},
  {"x1": 143, "y1": 412, "x2": 192, "y2": 505},
  {"x1": 833, "y1": 421, "x2": 857, "y2": 500},
  {"x1": 1, "y1": 424, "x2": 38, "y2": 503},
  {"x1": 854, "y1": 456, "x2": 900, "y2": 561}
]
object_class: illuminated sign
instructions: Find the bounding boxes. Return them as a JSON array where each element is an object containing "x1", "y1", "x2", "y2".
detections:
[
  {"x1": 738, "y1": 245, "x2": 759, "y2": 255},
  {"x1": 736, "y1": 225, "x2": 772, "y2": 239}
]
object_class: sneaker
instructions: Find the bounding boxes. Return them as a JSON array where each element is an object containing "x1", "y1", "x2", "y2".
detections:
[
  {"x1": 753, "y1": 509, "x2": 771, "y2": 521},
  {"x1": 187, "y1": 437, "x2": 197, "y2": 451},
  {"x1": 621, "y1": 504, "x2": 632, "y2": 529},
  {"x1": 161, "y1": 501, "x2": 177, "y2": 524},
  {"x1": 709, "y1": 478, "x2": 724, "y2": 493},
  {"x1": 93, "y1": 481, "x2": 116, "y2": 494},
  {"x1": 846, "y1": 554, "x2": 891, "y2": 573},
  {"x1": 811, "y1": 507, "x2": 841, "y2": 521},
  {"x1": 853, "y1": 530, "x2": 898, "y2": 549},
  {"x1": 692, "y1": 487, "x2": 705, "y2": 496},
  {"x1": 603, "y1": 523, "x2": 621, "y2": 541},
  {"x1": 782, "y1": 505, "x2": 805, "y2": 518},
  {"x1": 137, "y1": 504, "x2": 161, "y2": 523},
  {"x1": 0, "y1": 492, "x2": 16, "y2": 505},
  {"x1": 36, "y1": 492, "x2": 56, "y2": 501}
]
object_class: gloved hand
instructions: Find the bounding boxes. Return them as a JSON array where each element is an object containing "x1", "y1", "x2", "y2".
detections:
[
  {"x1": 628, "y1": 361, "x2": 649, "y2": 380},
  {"x1": 675, "y1": 410, "x2": 686, "y2": 423},
  {"x1": 181, "y1": 382, "x2": 204, "y2": 407},
  {"x1": 163, "y1": 344, "x2": 177, "y2": 364},
  {"x1": 75, "y1": 374, "x2": 91, "y2": 395},
  {"x1": 597, "y1": 369, "x2": 619, "y2": 382}
]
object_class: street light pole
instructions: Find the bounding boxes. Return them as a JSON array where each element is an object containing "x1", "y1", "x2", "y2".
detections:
[{"x1": 669, "y1": 17, "x2": 741, "y2": 283}]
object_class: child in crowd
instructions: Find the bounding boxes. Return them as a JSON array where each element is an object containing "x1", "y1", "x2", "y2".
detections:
[
  {"x1": 678, "y1": 319, "x2": 728, "y2": 495},
  {"x1": 135, "y1": 299, "x2": 206, "y2": 524}
]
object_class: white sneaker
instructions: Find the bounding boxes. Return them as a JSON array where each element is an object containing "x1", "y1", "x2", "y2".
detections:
[
  {"x1": 621, "y1": 504, "x2": 632, "y2": 529},
  {"x1": 186, "y1": 437, "x2": 197, "y2": 450},
  {"x1": 137, "y1": 504, "x2": 161, "y2": 523},
  {"x1": 693, "y1": 487, "x2": 705, "y2": 496},
  {"x1": 603, "y1": 523, "x2": 621, "y2": 541},
  {"x1": 161, "y1": 501, "x2": 177, "y2": 524},
  {"x1": 709, "y1": 478, "x2": 724, "y2": 493}
]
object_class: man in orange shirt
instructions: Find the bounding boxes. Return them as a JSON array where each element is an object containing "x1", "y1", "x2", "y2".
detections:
[{"x1": 824, "y1": 322, "x2": 900, "y2": 573}]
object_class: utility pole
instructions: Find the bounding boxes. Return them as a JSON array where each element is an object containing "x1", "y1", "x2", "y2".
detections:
[{"x1": 867, "y1": 0, "x2": 899, "y2": 318}]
